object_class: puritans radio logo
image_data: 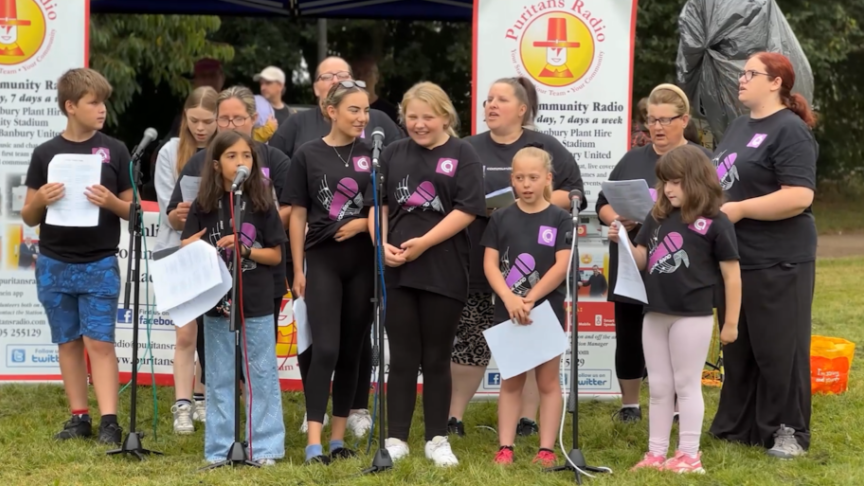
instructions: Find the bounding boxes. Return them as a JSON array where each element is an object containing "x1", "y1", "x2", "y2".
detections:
[{"x1": 0, "y1": 0, "x2": 47, "y2": 66}]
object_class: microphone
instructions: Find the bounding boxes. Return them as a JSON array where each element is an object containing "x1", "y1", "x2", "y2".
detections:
[
  {"x1": 569, "y1": 189, "x2": 583, "y2": 218},
  {"x1": 130, "y1": 128, "x2": 158, "y2": 161},
  {"x1": 231, "y1": 165, "x2": 251, "y2": 191},
  {"x1": 371, "y1": 126, "x2": 385, "y2": 169}
]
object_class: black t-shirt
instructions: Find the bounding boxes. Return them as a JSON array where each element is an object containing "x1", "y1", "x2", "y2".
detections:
[
  {"x1": 371, "y1": 98, "x2": 400, "y2": 126},
  {"x1": 167, "y1": 143, "x2": 291, "y2": 298},
  {"x1": 481, "y1": 204, "x2": 571, "y2": 325},
  {"x1": 181, "y1": 192, "x2": 287, "y2": 318},
  {"x1": 582, "y1": 273, "x2": 608, "y2": 297},
  {"x1": 635, "y1": 209, "x2": 739, "y2": 316},
  {"x1": 464, "y1": 129, "x2": 586, "y2": 293},
  {"x1": 376, "y1": 137, "x2": 486, "y2": 303},
  {"x1": 25, "y1": 133, "x2": 133, "y2": 263},
  {"x1": 712, "y1": 110, "x2": 818, "y2": 269},
  {"x1": 269, "y1": 107, "x2": 404, "y2": 158},
  {"x1": 286, "y1": 138, "x2": 373, "y2": 249},
  {"x1": 273, "y1": 105, "x2": 292, "y2": 126},
  {"x1": 595, "y1": 142, "x2": 711, "y2": 304}
]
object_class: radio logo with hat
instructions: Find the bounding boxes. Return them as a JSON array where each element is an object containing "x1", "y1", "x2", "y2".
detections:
[{"x1": 0, "y1": 0, "x2": 51, "y2": 66}]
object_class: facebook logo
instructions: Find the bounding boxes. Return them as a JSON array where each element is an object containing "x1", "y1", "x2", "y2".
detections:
[
  {"x1": 487, "y1": 372, "x2": 501, "y2": 386},
  {"x1": 10, "y1": 349, "x2": 25, "y2": 363},
  {"x1": 117, "y1": 309, "x2": 133, "y2": 324}
]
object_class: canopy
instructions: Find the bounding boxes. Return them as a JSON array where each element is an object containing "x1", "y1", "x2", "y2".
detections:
[{"x1": 90, "y1": 0, "x2": 474, "y2": 20}]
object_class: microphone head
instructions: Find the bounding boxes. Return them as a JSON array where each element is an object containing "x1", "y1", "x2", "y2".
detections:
[
  {"x1": 371, "y1": 127, "x2": 385, "y2": 139},
  {"x1": 569, "y1": 189, "x2": 583, "y2": 201},
  {"x1": 144, "y1": 127, "x2": 158, "y2": 140},
  {"x1": 236, "y1": 165, "x2": 250, "y2": 177}
]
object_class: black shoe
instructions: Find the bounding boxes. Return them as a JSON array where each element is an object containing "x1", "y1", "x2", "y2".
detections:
[
  {"x1": 330, "y1": 447, "x2": 357, "y2": 460},
  {"x1": 612, "y1": 407, "x2": 642, "y2": 423},
  {"x1": 516, "y1": 418, "x2": 539, "y2": 436},
  {"x1": 54, "y1": 415, "x2": 93, "y2": 440},
  {"x1": 447, "y1": 417, "x2": 465, "y2": 437},
  {"x1": 305, "y1": 454, "x2": 331, "y2": 466},
  {"x1": 97, "y1": 421, "x2": 123, "y2": 445}
]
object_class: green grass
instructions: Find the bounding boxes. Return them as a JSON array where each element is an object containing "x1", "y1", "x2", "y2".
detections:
[
  {"x1": 813, "y1": 179, "x2": 864, "y2": 235},
  {"x1": 2, "y1": 258, "x2": 863, "y2": 486}
]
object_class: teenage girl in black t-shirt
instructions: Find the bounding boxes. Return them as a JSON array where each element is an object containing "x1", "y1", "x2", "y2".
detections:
[
  {"x1": 373, "y1": 82, "x2": 485, "y2": 467},
  {"x1": 287, "y1": 81, "x2": 375, "y2": 464}
]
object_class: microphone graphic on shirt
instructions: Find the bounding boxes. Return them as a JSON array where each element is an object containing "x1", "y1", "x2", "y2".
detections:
[
  {"x1": 397, "y1": 177, "x2": 444, "y2": 212},
  {"x1": 504, "y1": 252, "x2": 540, "y2": 295},
  {"x1": 224, "y1": 222, "x2": 259, "y2": 272},
  {"x1": 328, "y1": 177, "x2": 361, "y2": 220},
  {"x1": 715, "y1": 152, "x2": 739, "y2": 190},
  {"x1": 647, "y1": 231, "x2": 690, "y2": 274}
]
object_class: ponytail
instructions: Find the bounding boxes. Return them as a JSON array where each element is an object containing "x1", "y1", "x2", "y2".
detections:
[
  {"x1": 543, "y1": 183, "x2": 552, "y2": 202},
  {"x1": 753, "y1": 52, "x2": 817, "y2": 129},
  {"x1": 785, "y1": 92, "x2": 817, "y2": 129}
]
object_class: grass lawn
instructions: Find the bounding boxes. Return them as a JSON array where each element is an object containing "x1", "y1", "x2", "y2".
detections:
[{"x1": 1, "y1": 257, "x2": 863, "y2": 486}]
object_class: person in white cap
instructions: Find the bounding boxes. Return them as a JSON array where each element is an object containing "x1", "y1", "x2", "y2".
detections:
[{"x1": 255, "y1": 66, "x2": 292, "y2": 126}]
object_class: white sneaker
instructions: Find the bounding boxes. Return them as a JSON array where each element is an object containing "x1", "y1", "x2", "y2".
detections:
[
  {"x1": 172, "y1": 402, "x2": 194, "y2": 435},
  {"x1": 425, "y1": 435, "x2": 458, "y2": 467},
  {"x1": 193, "y1": 400, "x2": 206, "y2": 423},
  {"x1": 347, "y1": 409, "x2": 373, "y2": 437},
  {"x1": 256, "y1": 458, "x2": 276, "y2": 467},
  {"x1": 385, "y1": 438, "x2": 410, "y2": 462},
  {"x1": 299, "y1": 412, "x2": 329, "y2": 433}
]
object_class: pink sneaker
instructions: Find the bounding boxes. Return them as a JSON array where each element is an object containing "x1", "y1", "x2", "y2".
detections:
[
  {"x1": 631, "y1": 452, "x2": 666, "y2": 471},
  {"x1": 664, "y1": 450, "x2": 705, "y2": 474},
  {"x1": 532, "y1": 449, "x2": 556, "y2": 467},
  {"x1": 494, "y1": 446, "x2": 514, "y2": 465}
]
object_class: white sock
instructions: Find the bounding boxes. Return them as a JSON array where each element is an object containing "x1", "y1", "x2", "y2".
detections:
[{"x1": 622, "y1": 404, "x2": 640, "y2": 409}]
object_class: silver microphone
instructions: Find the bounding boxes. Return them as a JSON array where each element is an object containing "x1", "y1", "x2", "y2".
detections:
[{"x1": 230, "y1": 165, "x2": 251, "y2": 191}]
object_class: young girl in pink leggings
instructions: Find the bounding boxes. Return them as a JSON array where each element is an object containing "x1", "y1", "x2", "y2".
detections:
[{"x1": 614, "y1": 145, "x2": 741, "y2": 474}]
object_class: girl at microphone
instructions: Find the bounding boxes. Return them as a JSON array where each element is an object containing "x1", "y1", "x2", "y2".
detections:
[
  {"x1": 181, "y1": 130, "x2": 287, "y2": 465},
  {"x1": 287, "y1": 81, "x2": 374, "y2": 464},
  {"x1": 616, "y1": 145, "x2": 741, "y2": 474},
  {"x1": 481, "y1": 146, "x2": 571, "y2": 466}
]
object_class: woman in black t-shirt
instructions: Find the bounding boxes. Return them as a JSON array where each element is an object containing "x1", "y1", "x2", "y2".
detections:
[
  {"x1": 597, "y1": 84, "x2": 710, "y2": 422},
  {"x1": 450, "y1": 77, "x2": 585, "y2": 437},
  {"x1": 287, "y1": 81, "x2": 375, "y2": 464},
  {"x1": 373, "y1": 82, "x2": 485, "y2": 467},
  {"x1": 180, "y1": 130, "x2": 286, "y2": 465},
  {"x1": 708, "y1": 52, "x2": 818, "y2": 459}
]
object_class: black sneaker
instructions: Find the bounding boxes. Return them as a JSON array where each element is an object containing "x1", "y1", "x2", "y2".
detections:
[
  {"x1": 330, "y1": 447, "x2": 357, "y2": 460},
  {"x1": 97, "y1": 421, "x2": 123, "y2": 445},
  {"x1": 447, "y1": 417, "x2": 465, "y2": 437},
  {"x1": 612, "y1": 407, "x2": 642, "y2": 423},
  {"x1": 516, "y1": 418, "x2": 539, "y2": 436},
  {"x1": 54, "y1": 415, "x2": 93, "y2": 440},
  {"x1": 305, "y1": 454, "x2": 331, "y2": 466}
]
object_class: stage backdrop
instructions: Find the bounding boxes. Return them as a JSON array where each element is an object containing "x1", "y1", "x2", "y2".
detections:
[{"x1": 472, "y1": 0, "x2": 638, "y2": 399}]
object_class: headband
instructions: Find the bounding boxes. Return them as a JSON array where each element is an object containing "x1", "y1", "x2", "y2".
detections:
[{"x1": 650, "y1": 83, "x2": 691, "y2": 115}]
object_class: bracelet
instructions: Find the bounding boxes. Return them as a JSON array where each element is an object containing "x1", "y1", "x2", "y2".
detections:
[{"x1": 241, "y1": 244, "x2": 251, "y2": 258}]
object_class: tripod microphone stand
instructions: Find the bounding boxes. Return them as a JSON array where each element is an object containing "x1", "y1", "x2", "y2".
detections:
[
  {"x1": 108, "y1": 140, "x2": 162, "y2": 461},
  {"x1": 201, "y1": 189, "x2": 259, "y2": 470},
  {"x1": 361, "y1": 128, "x2": 393, "y2": 475},
  {"x1": 545, "y1": 190, "x2": 609, "y2": 484}
]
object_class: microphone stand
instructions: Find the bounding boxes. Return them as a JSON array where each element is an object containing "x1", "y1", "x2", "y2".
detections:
[
  {"x1": 201, "y1": 189, "x2": 259, "y2": 470},
  {"x1": 361, "y1": 147, "x2": 393, "y2": 475},
  {"x1": 545, "y1": 198, "x2": 608, "y2": 484},
  {"x1": 109, "y1": 147, "x2": 162, "y2": 460}
]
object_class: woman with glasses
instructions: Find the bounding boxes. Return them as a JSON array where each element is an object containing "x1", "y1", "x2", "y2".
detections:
[
  {"x1": 286, "y1": 81, "x2": 375, "y2": 465},
  {"x1": 708, "y1": 52, "x2": 817, "y2": 460},
  {"x1": 597, "y1": 84, "x2": 711, "y2": 423}
]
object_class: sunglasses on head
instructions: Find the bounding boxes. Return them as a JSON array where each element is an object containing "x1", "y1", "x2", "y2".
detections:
[{"x1": 338, "y1": 80, "x2": 366, "y2": 89}]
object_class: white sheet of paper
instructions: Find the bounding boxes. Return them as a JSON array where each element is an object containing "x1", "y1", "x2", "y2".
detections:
[
  {"x1": 167, "y1": 258, "x2": 232, "y2": 326},
  {"x1": 600, "y1": 179, "x2": 655, "y2": 223},
  {"x1": 486, "y1": 186, "x2": 516, "y2": 209},
  {"x1": 614, "y1": 225, "x2": 648, "y2": 304},
  {"x1": 180, "y1": 176, "x2": 201, "y2": 202},
  {"x1": 45, "y1": 154, "x2": 102, "y2": 227},
  {"x1": 293, "y1": 297, "x2": 313, "y2": 354},
  {"x1": 483, "y1": 301, "x2": 569, "y2": 380},
  {"x1": 151, "y1": 240, "x2": 222, "y2": 312}
]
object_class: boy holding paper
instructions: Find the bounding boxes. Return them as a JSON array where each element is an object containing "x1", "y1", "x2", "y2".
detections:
[{"x1": 22, "y1": 68, "x2": 133, "y2": 446}]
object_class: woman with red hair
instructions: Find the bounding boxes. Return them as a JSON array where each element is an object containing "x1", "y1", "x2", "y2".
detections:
[{"x1": 709, "y1": 52, "x2": 817, "y2": 459}]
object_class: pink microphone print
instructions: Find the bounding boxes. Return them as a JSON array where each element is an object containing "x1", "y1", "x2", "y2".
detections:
[
  {"x1": 396, "y1": 176, "x2": 444, "y2": 213},
  {"x1": 502, "y1": 250, "x2": 541, "y2": 296},
  {"x1": 318, "y1": 176, "x2": 363, "y2": 220},
  {"x1": 647, "y1": 231, "x2": 690, "y2": 274},
  {"x1": 716, "y1": 152, "x2": 739, "y2": 190}
]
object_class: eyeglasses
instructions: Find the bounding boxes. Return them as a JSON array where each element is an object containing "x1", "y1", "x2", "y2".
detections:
[
  {"x1": 216, "y1": 116, "x2": 250, "y2": 128},
  {"x1": 738, "y1": 70, "x2": 772, "y2": 82},
  {"x1": 645, "y1": 115, "x2": 684, "y2": 126},
  {"x1": 317, "y1": 71, "x2": 352, "y2": 82}
]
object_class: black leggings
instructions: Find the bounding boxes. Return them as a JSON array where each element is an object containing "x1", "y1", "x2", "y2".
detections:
[
  {"x1": 304, "y1": 237, "x2": 374, "y2": 422},
  {"x1": 196, "y1": 315, "x2": 206, "y2": 385},
  {"x1": 614, "y1": 301, "x2": 646, "y2": 381},
  {"x1": 297, "y1": 334, "x2": 372, "y2": 407},
  {"x1": 386, "y1": 287, "x2": 463, "y2": 441}
]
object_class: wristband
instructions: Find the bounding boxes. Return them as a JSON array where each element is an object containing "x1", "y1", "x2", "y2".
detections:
[{"x1": 241, "y1": 244, "x2": 251, "y2": 258}]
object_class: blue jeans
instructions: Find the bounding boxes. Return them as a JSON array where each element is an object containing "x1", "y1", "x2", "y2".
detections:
[{"x1": 204, "y1": 313, "x2": 285, "y2": 462}]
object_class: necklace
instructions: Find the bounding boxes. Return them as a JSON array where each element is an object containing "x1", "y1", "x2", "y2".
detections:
[{"x1": 332, "y1": 139, "x2": 356, "y2": 167}]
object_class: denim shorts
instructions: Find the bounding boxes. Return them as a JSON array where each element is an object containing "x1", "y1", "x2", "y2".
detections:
[{"x1": 35, "y1": 254, "x2": 121, "y2": 344}]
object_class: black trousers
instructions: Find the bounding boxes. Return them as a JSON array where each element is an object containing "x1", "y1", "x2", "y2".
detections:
[
  {"x1": 614, "y1": 301, "x2": 646, "y2": 380},
  {"x1": 303, "y1": 237, "x2": 375, "y2": 422},
  {"x1": 196, "y1": 315, "x2": 206, "y2": 385},
  {"x1": 386, "y1": 287, "x2": 464, "y2": 441},
  {"x1": 710, "y1": 261, "x2": 815, "y2": 449}
]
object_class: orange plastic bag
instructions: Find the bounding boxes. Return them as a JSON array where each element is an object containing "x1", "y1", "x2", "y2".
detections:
[{"x1": 811, "y1": 336, "x2": 856, "y2": 395}]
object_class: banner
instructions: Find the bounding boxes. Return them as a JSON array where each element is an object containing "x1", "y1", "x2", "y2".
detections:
[{"x1": 0, "y1": 0, "x2": 89, "y2": 382}]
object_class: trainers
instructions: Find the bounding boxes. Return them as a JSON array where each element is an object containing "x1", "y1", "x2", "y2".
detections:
[
  {"x1": 494, "y1": 446, "x2": 514, "y2": 464},
  {"x1": 304, "y1": 454, "x2": 331, "y2": 466},
  {"x1": 631, "y1": 452, "x2": 666, "y2": 471},
  {"x1": 347, "y1": 409, "x2": 373, "y2": 437},
  {"x1": 516, "y1": 418, "x2": 539, "y2": 436},
  {"x1": 533, "y1": 449, "x2": 557, "y2": 467},
  {"x1": 663, "y1": 450, "x2": 705, "y2": 474},
  {"x1": 300, "y1": 412, "x2": 329, "y2": 433},
  {"x1": 385, "y1": 438, "x2": 410, "y2": 462},
  {"x1": 767, "y1": 425, "x2": 805, "y2": 459},
  {"x1": 447, "y1": 417, "x2": 465, "y2": 437},
  {"x1": 193, "y1": 400, "x2": 206, "y2": 423},
  {"x1": 256, "y1": 458, "x2": 276, "y2": 467},
  {"x1": 425, "y1": 435, "x2": 459, "y2": 467},
  {"x1": 54, "y1": 415, "x2": 93, "y2": 440},
  {"x1": 172, "y1": 402, "x2": 194, "y2": 435},
  {"x1": 330, "y1": 447, "x2": 357, "y2": 460},
  {"x1": 98, "y1": 421, "x2": 123, "y2": 445},
  {"x1": 612, "y1": 406, "x2": 642, "y2": 423}
]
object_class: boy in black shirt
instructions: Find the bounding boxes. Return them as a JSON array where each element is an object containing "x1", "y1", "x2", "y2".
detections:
[{"x1": 22, "y1": 69, "x2": 133, "y2": 445}]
